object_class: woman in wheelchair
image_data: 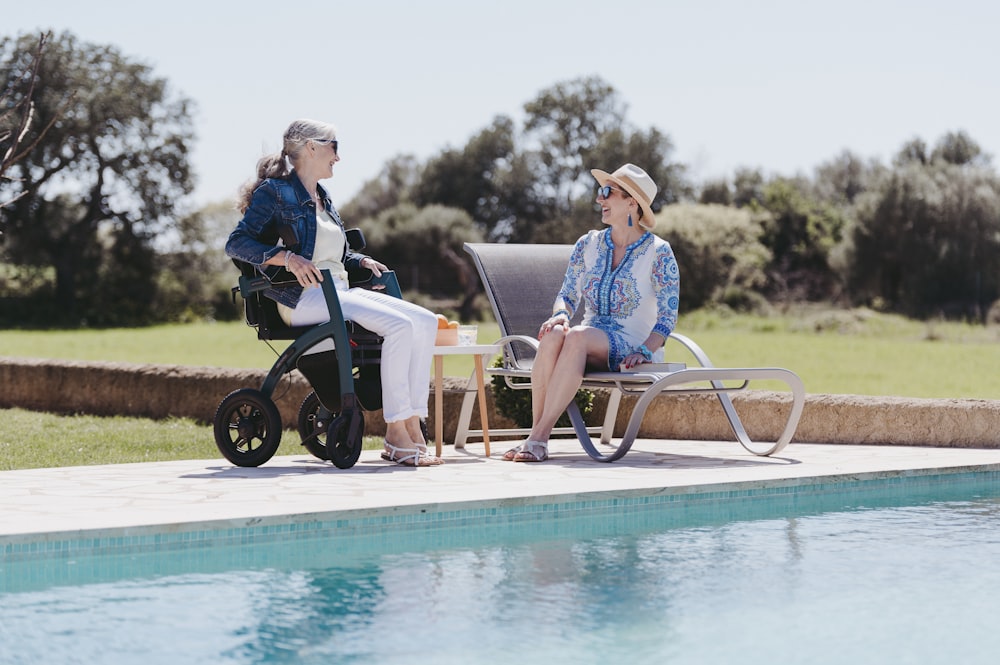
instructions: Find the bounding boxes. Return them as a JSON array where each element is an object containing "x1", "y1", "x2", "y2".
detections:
[{"x1": 226, "y1": 118, "x2": 443, "y2": 466}]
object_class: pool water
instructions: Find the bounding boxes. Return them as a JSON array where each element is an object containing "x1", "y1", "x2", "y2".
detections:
[{"x1": 3, "y1": 475, "x2": 1000, "y2": 664}]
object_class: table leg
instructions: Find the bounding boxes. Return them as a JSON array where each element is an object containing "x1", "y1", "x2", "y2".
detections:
[
  {"x1": 434, "y1": 354, "x2": 444, "y2": 457},
  {"x1": 473, "y1": 354, "x2": 491, "y2": 457}
]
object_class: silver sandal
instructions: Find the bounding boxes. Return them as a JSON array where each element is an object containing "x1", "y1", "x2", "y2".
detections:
[{"x1": 512, "y1": 440, "x2": 548, "y2": 462}]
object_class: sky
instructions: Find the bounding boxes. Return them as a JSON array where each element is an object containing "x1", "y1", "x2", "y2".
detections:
[{"x1": 7, "y1": 0, "x2": 1000, "y2": 209}]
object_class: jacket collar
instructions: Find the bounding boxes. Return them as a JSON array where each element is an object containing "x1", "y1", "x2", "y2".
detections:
[{"x1": 288, "y1": 171, "x2": 332, "y2": 209}]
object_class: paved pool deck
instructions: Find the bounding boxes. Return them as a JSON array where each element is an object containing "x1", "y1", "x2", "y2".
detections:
[{"x1": 4, "y1": 438, "x2": 1000, "y2": 546}]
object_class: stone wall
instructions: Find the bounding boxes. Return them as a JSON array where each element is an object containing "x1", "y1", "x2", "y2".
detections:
[{"x1": 2, "y1": 357, "x2": 998, "y2": 448}]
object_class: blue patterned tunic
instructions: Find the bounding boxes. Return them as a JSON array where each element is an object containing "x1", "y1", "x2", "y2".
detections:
[{"x1": 557, "y1": 228, "x2": 680, "y2": 370}]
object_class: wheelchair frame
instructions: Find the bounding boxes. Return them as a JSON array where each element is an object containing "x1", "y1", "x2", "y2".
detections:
[{"x1": 213, "y1": 230, "x2": 401, "y2": 469}]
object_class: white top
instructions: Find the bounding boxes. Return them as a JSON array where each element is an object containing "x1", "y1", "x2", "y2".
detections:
[
  {"x1": 558, "y1": 228, "x2": 679, "y2": 369},
  {"x1": 312, "y1": 208, "x2": 349, "y2": 285},
  {"x1": 277, "y1": 208, "x2": 348, "y2": 325}
]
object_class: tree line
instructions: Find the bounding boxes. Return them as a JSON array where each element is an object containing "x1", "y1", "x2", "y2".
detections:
[{"x1": 2, "y1": 31, "x2": 999, "y2": 328}]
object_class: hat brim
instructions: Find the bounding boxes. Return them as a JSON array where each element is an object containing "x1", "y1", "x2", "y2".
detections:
[{"x1": 591, "y1": 169, "x2": 656, "y2": 230}]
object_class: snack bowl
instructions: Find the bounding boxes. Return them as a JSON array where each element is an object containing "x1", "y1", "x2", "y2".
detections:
[{"x1": 435, "y1": 328, "x2": 458, "y2": 346}]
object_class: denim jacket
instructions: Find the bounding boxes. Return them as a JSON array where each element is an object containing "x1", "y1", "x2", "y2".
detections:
[{"x1": 225, "y1": 172, "x2": 366, "y2": 308}]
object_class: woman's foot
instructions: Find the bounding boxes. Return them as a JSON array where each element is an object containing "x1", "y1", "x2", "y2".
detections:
[
  {"x1": 503, "y1": 440, "x2": 548, "y2": 462},
  {"x1": 382, "y1": 440, "x2": 444, "y2": 466},
  {"x1": 404, "y1": 418, "x2": 428, "y2": 447}
]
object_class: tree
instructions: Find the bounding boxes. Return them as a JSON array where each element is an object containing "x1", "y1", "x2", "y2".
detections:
[
  {"x1": 755, "y1": 178, "x2": 847, "y2": 302},
  {"x1": 394, "y1": 76, "x2": 690, "y2": 244},
  {"x1": 413, "y1": 116, "x2": 519, "y2": 235},
  {"x1": 812, "y1": 150, "x2": 878, "y2": 208},
  {"x1": 894, "y1": 137, "x2": 929, "y2": 167},
  {"x1": 0, "y1": 31, "x2": 195, "y2": 326},
  {"x1": 519, "y1": 77, "x2": 688, "y2": 242},
  {"x1": 155, "y1": 201, "x2": 241, "y2": 322},
  {"x1": 0, "y1": 32, "x2": 67, "y2": 214},
  {"x1": 931, "y1": 130, "x2": 989, "y2": 167},
  {"x1": 356, "y1": 203, "x2": 485, "y2": 319},
  {"x1": 732, "y1": 167, "x2": 765, "y2": 208},
  {"x1": 699, "y1": 178, "x2": 732, "y2": 206},
  {"x1": 339, "y1": 153, "x2": 422, "y2": 223},
  {"x1": 523, "y1": 76, "x2": 625, "y2": 211},
  {"x1": 848, "y1": 159, "x2": 1000, "y2": 319},
  {"x1": 658, "y1": 203, "x2": 770, "y2": 311}
]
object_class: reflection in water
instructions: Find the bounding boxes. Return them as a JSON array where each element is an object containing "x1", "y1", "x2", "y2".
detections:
[{"x1": 4, "y1": 482, "x2": 1000, "y2": 663}]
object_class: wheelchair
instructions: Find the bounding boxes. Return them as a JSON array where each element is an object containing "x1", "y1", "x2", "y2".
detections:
[{"x1": 213, "y1": 229, "x2": 398, "y2": 469}]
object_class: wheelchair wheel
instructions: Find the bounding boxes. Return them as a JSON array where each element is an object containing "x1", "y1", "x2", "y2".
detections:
[
  {"x1": 297, "y1": 391, "x2": 365, "y2": 469},
  {"x1": 213, "y1": 388, "x2": 282, "y2": 467}
]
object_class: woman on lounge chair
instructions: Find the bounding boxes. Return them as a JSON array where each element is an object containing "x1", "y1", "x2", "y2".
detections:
[
  {"x1": 226, "y1": 119, "x2": 443, "y2": 466},
  {"x1": 504, "y1": 163, "x2": 680, "y2": 462}
]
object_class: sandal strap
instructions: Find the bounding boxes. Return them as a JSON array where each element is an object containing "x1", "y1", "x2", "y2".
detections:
[
  {"x1": 384, "y1": 442, "x2": 421, "y2": 465},
  {"x1": 516, "y1": 440, "x2": 548, "y2": 461},
  {"x1": 384, "y1": 442, "x2": 443, "y2": 466}
]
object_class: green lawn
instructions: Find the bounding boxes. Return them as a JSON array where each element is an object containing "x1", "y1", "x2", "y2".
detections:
[
  {"x1": 0, "y1": 320, "x2": 502, "y2": 378},
  {"x1": 672, "y1": 308, "x2": 1000, "y2": 399},
  {"x1": 2, "y1": 308, "x2": 998, "y2": 398},
  {"x1": 3, "y1": 308, "x2": 998, "y2": 470}
]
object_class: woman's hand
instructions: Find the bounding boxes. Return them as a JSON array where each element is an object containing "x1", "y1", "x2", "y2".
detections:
[
  {"x1": 620, "y1": 351, "x2": 647, "y2": 370},
  {"x1": 284, "y1": 252, "x2": 323, "y2": 288},
  {"x1": 360, "y1": 256, "x2": 388, "y2": 277},
  {"x1": 621, "y1": 341, "x2": 657, "y2": 370},
  {"x1": 538, "y1": 312, "x2": 570, "y2": 340}
]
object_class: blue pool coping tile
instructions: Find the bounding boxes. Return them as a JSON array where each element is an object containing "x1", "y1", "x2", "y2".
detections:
[{"x1": 4, "y1": 465, "x2": 1000, "y2": 563}]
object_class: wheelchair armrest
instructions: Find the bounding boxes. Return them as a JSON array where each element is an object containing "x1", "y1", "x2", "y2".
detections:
[
  {"x1": 237, "y1": 264, "x2": 298, "y2": 298},
  {"x1": 259, "y1": 264, "x2": 298, "y2": 285},
  {"x1": 237, "y1": 258, "x2": 400, "y2": 304},
  {"x1": 348, "y1": 268, "x2": 402, "y2": 299}
]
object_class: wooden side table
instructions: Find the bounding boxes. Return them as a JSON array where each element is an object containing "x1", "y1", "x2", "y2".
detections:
[{"x1": 432, "y1": 344, "x2": 501, "y2": 457}]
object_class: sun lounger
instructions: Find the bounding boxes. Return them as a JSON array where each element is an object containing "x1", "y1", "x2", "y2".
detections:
[{"x1": 456, "y1": 242, "x2": 805, "y2": 462}]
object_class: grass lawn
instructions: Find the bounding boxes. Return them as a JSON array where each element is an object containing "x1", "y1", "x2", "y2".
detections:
[
  {"x1": 2, "y1": 306, "x2": 998, "y2": 470},
  {"x1": 2, "y1": 307, "x2": 998, "y2": 398}
]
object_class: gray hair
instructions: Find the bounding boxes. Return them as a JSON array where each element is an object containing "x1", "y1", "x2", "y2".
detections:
[{"x1": 236, "y1": 119, "x2": 338, "y2": 212}]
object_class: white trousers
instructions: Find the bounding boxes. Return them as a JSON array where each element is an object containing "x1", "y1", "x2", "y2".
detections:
[{"x1": 287, "y1": 284, "x2": 438, "y2": 423}]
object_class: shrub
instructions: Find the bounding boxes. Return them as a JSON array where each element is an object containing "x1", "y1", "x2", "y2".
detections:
[{"x1": 657, "y1": 203, "x2": 771, "y2": 311}]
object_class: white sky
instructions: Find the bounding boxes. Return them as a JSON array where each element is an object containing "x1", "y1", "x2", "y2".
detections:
[{"x1": 8, "y1": 0, "x2": 1000, "y2": 209}]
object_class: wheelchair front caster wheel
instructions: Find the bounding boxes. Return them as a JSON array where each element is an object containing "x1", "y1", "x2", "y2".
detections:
[
  {"x1": 213, "y1": 388, "x2": 282, "y2": 467},
  {"x1": 298, "y1": 391, "x2": 365, "y2": 469}
]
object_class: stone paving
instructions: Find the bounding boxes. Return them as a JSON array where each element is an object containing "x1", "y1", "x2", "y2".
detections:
[{"x1": 4, "y1": 438, "x2": 1000, "y2": 543}]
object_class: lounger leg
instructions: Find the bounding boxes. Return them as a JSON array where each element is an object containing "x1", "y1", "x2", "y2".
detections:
[
  {"x1": 600, "y1": 389, "x2": 622, "y2": 445},
  {"x1": 452, "y1": 372, "x2": 480, "y2": 449},
  {"x1": 714, "y1": 374, "x2": 805, "y2": 456},
  {"x1": 571, "y1": 369, "x2": 806, "y2": 461},
  {"x1": 569, "y1": 399, "x2": 642, "y2": 463}
]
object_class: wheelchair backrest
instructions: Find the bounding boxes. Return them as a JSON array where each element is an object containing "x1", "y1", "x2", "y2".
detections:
[{"x1": 232, "y1": 259, "x2": 309, "y2": 340}]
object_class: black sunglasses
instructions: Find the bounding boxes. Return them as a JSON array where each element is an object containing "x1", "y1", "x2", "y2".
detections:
[
  {"x1": 597, "y1": 184, "x2": 628, "y2": 200},
  {"x1": 313, "y1": 138, "x2": 339, "y2": 155}
]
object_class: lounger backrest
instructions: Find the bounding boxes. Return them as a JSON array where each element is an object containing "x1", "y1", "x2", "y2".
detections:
[{"x1": 464, "y1": 242, "x2": 583, "y2": 366}]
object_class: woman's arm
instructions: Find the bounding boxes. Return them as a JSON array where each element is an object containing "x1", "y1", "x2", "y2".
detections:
[
  {"x1": 651, "y1": 241, "x2": 680, "y2": 342},
  {"x1": 225, "y1": 182, "x2": 284, "y2": 266}
]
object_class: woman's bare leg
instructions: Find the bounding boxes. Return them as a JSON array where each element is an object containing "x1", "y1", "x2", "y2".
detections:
[
  {"x1": 405, "y1": 415, "x2": 439, "y2": 456},
  {"x1": 530, "y1": 326, "x2": 565, "y2": 424},
  {"x1": 515, "y1": 327, "x2": 608, "y2": 459}
]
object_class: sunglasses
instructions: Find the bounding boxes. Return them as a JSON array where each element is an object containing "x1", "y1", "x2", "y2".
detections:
[
  {"x1": 596, "y1": 184, "x2": 627, "y2": 200},
  {"x1": 313, "y1": 138, "x2": 339, "y2": 155}
]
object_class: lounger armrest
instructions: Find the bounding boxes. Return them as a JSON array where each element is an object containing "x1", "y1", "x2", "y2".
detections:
[
  {"x1": 492, "y1": 334, "x2": 539, "y2": 371},
  {"x1": 668, "y1": 332, "x2": 715, "y2": 368}
]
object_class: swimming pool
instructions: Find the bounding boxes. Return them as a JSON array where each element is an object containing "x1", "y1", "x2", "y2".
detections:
[{"x1": 2, "y1": 471, "x2": 999, "y2": 664}]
